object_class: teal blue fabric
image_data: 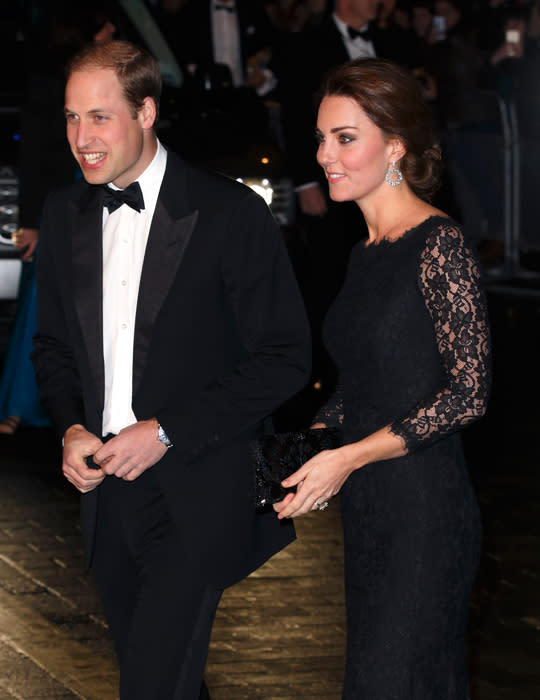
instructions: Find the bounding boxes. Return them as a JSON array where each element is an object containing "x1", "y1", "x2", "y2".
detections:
[{"x1": 0, "y1": 255, "x2": 49, "y2": 426}]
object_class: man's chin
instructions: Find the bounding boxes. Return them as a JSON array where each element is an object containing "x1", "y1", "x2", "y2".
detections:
[{"x1": 80, "y1": 170, "x2": 110, "y2": 186}]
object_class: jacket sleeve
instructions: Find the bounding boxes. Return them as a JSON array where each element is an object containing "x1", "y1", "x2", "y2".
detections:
[{"x1": 31, "y1": 195, "x2": 86, "y2": 437}]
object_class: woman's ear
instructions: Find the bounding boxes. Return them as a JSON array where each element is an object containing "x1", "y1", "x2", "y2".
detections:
[{"x1": 389, "y1": 138, "x2": 407, "y2": 163}]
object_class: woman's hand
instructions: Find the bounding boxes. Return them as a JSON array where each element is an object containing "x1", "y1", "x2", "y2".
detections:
[
  {"x1": 273, "y1": 445, "x2": 357, "y2": 519},
  {"x1": 273, "y1": 425, "x2": 408, "y2": 519}
]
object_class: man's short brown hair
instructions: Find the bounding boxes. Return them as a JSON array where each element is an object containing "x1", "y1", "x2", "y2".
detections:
[{"x1": 67, "y1": 40, "x2": 162, "y2": 120}]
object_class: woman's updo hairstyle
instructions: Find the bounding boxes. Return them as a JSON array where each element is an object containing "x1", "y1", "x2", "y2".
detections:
[{"x1": 317, "y1": 58, "x2": 442, "y2": 200}]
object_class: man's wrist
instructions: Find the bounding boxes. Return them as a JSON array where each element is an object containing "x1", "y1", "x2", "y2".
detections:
[{"x1": 62, "y1": 423, "x2": 86, "y2": 446}]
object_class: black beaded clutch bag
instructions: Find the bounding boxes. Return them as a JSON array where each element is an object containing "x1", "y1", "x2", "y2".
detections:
[{"x1": 251, "y1": 428, "x2": 343, "y2": 508}]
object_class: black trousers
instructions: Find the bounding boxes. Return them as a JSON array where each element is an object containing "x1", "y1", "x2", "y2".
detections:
[{"x1": 91, "y1": 469, "x2": 221, "y2": 700}]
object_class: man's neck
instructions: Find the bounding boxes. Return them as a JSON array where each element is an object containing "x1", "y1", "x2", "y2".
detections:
[{"x1": 112, "y1": 133, "x2": 158, "y2": 190}]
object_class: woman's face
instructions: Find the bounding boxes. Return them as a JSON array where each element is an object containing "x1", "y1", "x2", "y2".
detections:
[{"x1": 316, "y1": 95, "x2": 399, "y2": 206}]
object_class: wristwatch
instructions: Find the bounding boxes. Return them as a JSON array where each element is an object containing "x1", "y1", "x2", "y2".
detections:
[{"x1": 157, "y1": 423, "x2": 173, "y2": 449}]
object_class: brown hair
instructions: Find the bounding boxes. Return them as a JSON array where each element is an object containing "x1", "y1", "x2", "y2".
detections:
[
  {"x1": 67, "y1": 40, "x2": 162, "y2": 121},
  {"x1": 318, "y1": 58, "x2": 442, "y2": 200}
]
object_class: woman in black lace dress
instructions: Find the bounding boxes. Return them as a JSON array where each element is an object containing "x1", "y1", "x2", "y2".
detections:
[{"x1": 274, "y1": 58, "x2": 491, "y2": 699}]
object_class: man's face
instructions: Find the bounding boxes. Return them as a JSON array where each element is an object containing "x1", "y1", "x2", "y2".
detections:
[
  {"x1": 348, "y1": 0, "x2": 379, "y2": 24},
  {"x1": 412, "y1": 7, "x2": 433, "y2": 37},
  {"x1": 65, "y1": 67, "x2": 155, "y2": 188}
]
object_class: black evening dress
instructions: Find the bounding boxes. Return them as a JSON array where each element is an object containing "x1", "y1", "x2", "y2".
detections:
[{"x1": 318, "y1": 216, "x2": 491, "y2": 699}]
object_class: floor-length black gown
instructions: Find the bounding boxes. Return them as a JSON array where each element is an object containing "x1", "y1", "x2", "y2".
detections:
[{"x1": 318, "y1": 216, "x2": 491, "y2": 699}]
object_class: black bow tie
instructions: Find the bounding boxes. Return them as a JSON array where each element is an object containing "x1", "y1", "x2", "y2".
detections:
[
  {"x1": 347, "y1": 24, "x2": 372, "y2": 41},
  {"x1": 214, "y1": 2, "x2": 234, "y2": 12},
  {"x1": 102, "y1": 182, "x2": 145, "y2": 214}
]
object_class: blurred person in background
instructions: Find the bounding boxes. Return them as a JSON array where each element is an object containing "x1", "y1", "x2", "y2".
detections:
[
  {"x1": 0, "y1": 0, "x2": 115, "y2": 435},
  {"x1": 408, "y1": 1, "x2": 439, "y2": 104},
  {"x1": 411, "y1": 0, "x2": 434, "y2": 41},
  {"x1": 375, "y1": 0, "x2": 422, "y2": 68},
  {"x1": 265, "y1": 0, "x2": 330, "y2": 34},
  {"x1": 376, "y1": 0, "x2": 412, "y2": 30},
  {"x1": 173, "y1": 0, "x2": 280, "y2": 98},
  {"x1": 487, "y1": 1, "x2": 540, "y2": 263},
  {"x1": 428, "y1": 0, "x2": 508, "y2": 260}
]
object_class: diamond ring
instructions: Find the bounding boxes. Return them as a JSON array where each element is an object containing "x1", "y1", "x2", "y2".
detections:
[{"x1": 317, "y1": 500, "x2": 329, "y2": 511}]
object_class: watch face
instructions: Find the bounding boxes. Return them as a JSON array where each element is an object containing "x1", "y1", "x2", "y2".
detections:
[{"x1": 158, "y1": 425, "x2": 172, "y2": 447}]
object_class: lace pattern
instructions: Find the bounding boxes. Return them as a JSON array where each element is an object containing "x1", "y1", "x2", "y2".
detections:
[
  {"x1": 313, "y1": 383, "x2": 344, "y2": 427},
  {"x1": 390, "y1": 222, "x2": 491, "y2": 451}
]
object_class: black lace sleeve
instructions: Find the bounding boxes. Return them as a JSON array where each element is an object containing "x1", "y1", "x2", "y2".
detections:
[
  {"x1": 313, "y1": 383, "x2": 344, "y2": 427},
  {"x1": 390, "y1": 222, "x2": 491, "y2": 452}
]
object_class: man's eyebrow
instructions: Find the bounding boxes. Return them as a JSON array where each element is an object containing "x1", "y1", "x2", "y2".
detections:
[{"x1": 63, "y1": 108, "x2": 110, "y2": 115}]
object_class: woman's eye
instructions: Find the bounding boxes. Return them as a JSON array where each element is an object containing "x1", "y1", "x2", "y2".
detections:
[{"x1": 339, "y1": 133, "x2": 353, "y2": 144}]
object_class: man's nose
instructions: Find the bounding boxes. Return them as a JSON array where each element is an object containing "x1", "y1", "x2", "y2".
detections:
[{"x1": 74, "y1": 122, "x2": 93, "y2": 149}]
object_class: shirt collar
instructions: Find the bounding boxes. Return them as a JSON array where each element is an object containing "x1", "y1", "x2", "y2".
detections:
[
  {"x1": 333, "y1": 13, "x2": 371, "y2": 43},
  {"x1": 107, "y1": 139, "x2": 167, "y2": 211},
  {"x1": 136, "y1": 139, "x2": 167, "y2": 206}
]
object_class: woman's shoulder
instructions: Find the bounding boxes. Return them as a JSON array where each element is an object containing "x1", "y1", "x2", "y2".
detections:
[
  {"x1": 420, "y1": 216, "x2": 483, "y2": 284},
  {"x1": 421, "y1": 215, "x2": 473, "y2": 254}
]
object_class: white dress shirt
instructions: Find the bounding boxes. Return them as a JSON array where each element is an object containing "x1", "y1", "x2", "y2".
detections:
[
  {"x1": 212, "y1": 0, "x2": 244, "y2": 87},
  {"x1": 333, "y1": 13, "x2": 376, "y2": 60},
  {"x1": 101, "y1": 140, "x2": 168, "y2": 436}
]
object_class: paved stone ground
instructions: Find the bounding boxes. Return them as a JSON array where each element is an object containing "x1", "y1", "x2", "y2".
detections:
[{"x1": 0, "y1": 291, "x2": 539, "y2": 699}]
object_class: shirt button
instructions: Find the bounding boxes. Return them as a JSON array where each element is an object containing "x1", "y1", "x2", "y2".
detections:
[
  {"x1": 121, "y1": 323, "x2": 127, "y2": 330},
  {"x1": 121, "y1": 280, "x2": 127, "y2": 286}
]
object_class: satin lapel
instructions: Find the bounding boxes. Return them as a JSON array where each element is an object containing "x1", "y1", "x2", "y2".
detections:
[
  {"x1": 132, "y1": 184, "x2": 198, "y2": 396},
  {"x1": 71, "y1": 187, "x2": 106, "y2": 410}
]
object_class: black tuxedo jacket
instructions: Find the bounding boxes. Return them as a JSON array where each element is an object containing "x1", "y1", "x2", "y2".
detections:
[
  {"x1": 177, "y1": 0, "x2": 275, "y2": 77},
  {"x1": 278, "y1": 16, "x2": 420, "y2": 188},
  {"x1": 32, "y1": 150, "x2": 311, "y2": 588}
]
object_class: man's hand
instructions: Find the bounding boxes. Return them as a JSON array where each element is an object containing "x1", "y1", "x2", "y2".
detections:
[
  {"x1": 62, "y1": 424, "x2": 105, "y2": 493},
  {"x1": 298, "y1": 184, "x2": 328, "y2": 217},
  {"x1": 93, "y1": 419, "x2": 168, "y2": 481},
  {"x1": 12, "y1": 228, "x2": 38, "y2": 261}
]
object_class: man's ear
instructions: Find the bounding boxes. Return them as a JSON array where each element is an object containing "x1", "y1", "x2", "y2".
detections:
[{"x1": 140, "y1": 97, "x2": 157, "y2": 129}]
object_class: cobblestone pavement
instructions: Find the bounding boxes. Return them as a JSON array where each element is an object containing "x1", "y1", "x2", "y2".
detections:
[{"x1": 0, "y1": 292, "x2": 539, "y2": 699}]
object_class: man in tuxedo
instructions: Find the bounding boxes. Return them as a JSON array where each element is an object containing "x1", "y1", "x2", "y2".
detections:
[
  {"x1": 176, "y1": 0, "x2": 278, "y2": 96},
  {"x1": 32, "y1": 40, "x2": 310, "y2": 700}
]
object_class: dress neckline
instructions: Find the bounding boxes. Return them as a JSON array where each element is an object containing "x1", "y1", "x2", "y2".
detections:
[{"x1": 363, "y1": 214, "x2": 451, "y2": 249}]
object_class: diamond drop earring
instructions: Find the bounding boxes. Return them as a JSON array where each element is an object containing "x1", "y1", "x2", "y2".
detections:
[{"x1": 385, "y1": 161, "x2": 403, "y2": 187}]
